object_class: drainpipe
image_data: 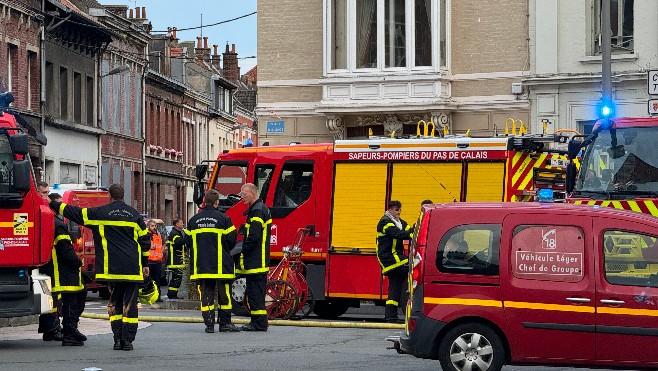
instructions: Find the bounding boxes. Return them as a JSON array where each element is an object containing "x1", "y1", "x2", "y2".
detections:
[{"x1": 39, "y1": 0, "x2": 46, "y2": 181}]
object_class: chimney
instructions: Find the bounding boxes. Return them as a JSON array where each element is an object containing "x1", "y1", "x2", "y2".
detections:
[
  {"x1": 211, "y1": 44, "x2": 221, "y2": 69},
  {"x1": 129, "y1": 8, "x2": 133, "y2": 18},
  {"x1": 135, "y1": 7, "x2": 140, "y2": 19},
  {"x1": 222, "y1": 42, "x2": 240, "y2": 83},
  {"x1": 172, "y1": 27, "x2": 178, "y2": 40},
  {"x1": 195, "y1": 37, "x2": 211, "y2": 63},
  {"x1": 141, "y1": 7, "x2": 146, "y2": 19}
]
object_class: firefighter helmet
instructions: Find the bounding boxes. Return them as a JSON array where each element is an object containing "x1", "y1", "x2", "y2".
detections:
[{"x1": 138, "y1": 278, "x2": 159, "y2": 305}]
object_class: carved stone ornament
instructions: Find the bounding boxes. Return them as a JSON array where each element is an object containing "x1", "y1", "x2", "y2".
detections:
[
  {"x1": 326, "y1": 115, "x2": 345, "y2": 140},
  {"x1": 431, "y1": 112, "x2": 451, "y2": 132},
  {"x1": 355, "y1": 114, "x2": 431, "y2": 136}
]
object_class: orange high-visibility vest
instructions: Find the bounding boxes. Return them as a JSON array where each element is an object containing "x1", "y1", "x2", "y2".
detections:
[{"x1": 148, "y1": 234, "x2": 164, "y2": 262}]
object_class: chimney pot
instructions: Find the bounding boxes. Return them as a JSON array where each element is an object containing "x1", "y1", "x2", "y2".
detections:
[
  {"x1": 231, "y1": 44, "x2": 235, "y2": 53},
  {"x1": 197, "y1": 37, "x2": 202, "y2": 48},
  {"x1": 225, "y1": 43, "x2": 230, "y2": 53},
  {"x1": 129, "y1": 8, "x2": 133, "y2": 18},
  {"x1": 141, "y1": 6, "x2": 146, "y2": 19},
  {"x1": 203, "y1": 37, "x2": 208, "y2": 49},
  {"x1": 173, "y1": 27, "x2": 178, "y2": 39},
  {"x1": 213, "y1": 44, "x2": 218, "y2": 55},
  {"x1": 135, "y1": 7, "x2": 140, "y2": 19}
]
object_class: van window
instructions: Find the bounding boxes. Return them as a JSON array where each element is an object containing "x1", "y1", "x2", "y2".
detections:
[
  {"x1": 437, "y1": 224, "x2": 500, "y2": 275},
  {"x1": 603, "y1": 230, "x2": 658, "y2": 288},
  {"x1": 512, "y1": 225, "x2": 585, "y2": 282}
]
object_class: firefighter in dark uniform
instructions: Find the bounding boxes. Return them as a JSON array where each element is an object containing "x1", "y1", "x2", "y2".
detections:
[
  {"x1": 183, "y1": 189, "x2": 240, "y2": 333},
  {"x1": 166, "y1": 218, "x2": 185, "y2": 299},
  {"x1": 49, "y1": 184, "x2": 150, "y2": 351},
  {"x1": 237, "y1": 183, "x2": 272, "y2": 331},
  {"x1": 48, "y1": 193, "x2": 87, "y2": 346},
  {"x1": 36, "y1": 181, "x2": 62, "y2": 342},
  {"x1": 376, "y1": 200, "x2": 413, "y2": 323}
]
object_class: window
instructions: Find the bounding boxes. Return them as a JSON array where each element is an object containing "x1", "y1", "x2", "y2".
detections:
[
  {"x1": 603, "y1": 230, "x2": 658, "y2": 288},
  {"x1": 7, "y1": 45, "x2": 17, "y2": 93},
  {"x1": 511, "y1": 225, "x2": 585, "y2": 282},
  {"x1": 437, "y1": 224, "x2": 500, "y2": 275},
  {"x1": 60, "y1": 67, "x2": 68, "y2": 119},
  {"x1": 328, "y1": 0, "x2": 440, "y2": 72},
  {"x1": 0, "y1": 135, "x2": 15, "y2": 192},
  {"x1": 272, "y1": 161, "x2": 314, "y2": 218},
  {"x1": 593, "y1": 0, "x2": 634, "y2": 54},
  {"x1": 60, "y1": 162, "x2": 80, "y2": 184},
  {"x1": 73, "y1": 72, "x2": 82, "y2": 124},
  {"x1": 27, "y1": 51, "x2": 38, "y2": 110},
  {"x1": 255, "y1": 164, "x2": 275, "y2": 201},
  {"x1": 86, "y1": 76, "x2": 94, "y2": 125}
]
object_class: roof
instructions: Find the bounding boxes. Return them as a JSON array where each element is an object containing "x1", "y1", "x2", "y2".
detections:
[{"x1": 423, "y1": 202, "x2": 658, "y2": 224}]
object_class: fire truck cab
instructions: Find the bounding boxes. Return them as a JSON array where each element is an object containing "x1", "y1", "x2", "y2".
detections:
[
  {"x1": 0, "y1": 91, "x2": 53, "y2": 320},
  {"x1": 200, "y1": 132, "x2": 569, "y2": 318}
]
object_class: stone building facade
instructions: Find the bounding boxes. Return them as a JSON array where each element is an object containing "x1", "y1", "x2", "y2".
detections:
[{"x1": 256, "y1": 0, "x2": 530, "y2": 143}]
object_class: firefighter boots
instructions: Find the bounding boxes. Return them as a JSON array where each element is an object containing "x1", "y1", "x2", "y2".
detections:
[
  {"x1": 218, "y1": 323, "x2": 241, "y2": 332},
  {"x1": 43, "y1": 329, "x2": 64, "y2": 341},
  {"x1": 61, "y1": 334, "x2": 84, "y2": 346},
  {"x1": 71, "y1": 329, "x2": 87, "y2": 341}
]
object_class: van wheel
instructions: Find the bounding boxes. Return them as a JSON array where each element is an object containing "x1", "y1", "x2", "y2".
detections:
[{"x1": 438, "y1": 323, "x2": 505, "y2": 371}]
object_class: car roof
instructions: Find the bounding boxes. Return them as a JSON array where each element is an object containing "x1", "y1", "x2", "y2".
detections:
[{"x1": 422, "y1": 202, "x2": 658, "y2": 224}]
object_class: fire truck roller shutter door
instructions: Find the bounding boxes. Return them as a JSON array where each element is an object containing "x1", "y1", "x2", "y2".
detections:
[
  {"x1": 390, "y1": 163, "x2": 462, "y2": 223},
  {"x1": 466, "y1": 162, "x2": 505, "y2": 202},
  {"x1": 331, "y1": 163, "x2": 388, "y2": 252}
]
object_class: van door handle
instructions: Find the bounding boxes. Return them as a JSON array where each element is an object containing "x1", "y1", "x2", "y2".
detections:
[
  {"x1": 600, "y1": 299, "x2": 625, "y2": 305},
  {"x1": 566, "y1": 297, "x2": 591, "y2": 303}
]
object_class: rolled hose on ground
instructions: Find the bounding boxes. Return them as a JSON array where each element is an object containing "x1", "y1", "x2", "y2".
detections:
[{"x1": 81, "y1": 312, "x2": 404, "y2": 329}]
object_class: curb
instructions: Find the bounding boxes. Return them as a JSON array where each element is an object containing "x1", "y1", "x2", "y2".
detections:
[
  {"x1": 81, "y1": 312, "x2": 404, "y2": 330},
  {"x1": 0, "y1": 314, "x2": 39, "y2": 327}
]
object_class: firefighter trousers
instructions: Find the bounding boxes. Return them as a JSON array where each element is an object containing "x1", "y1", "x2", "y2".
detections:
[
  {"x1": 167, "y1": 268, "x2": 183, "y2": 298},
  {"x1": 198, "y1": 279, "x2": 233, "y2": 326},
  {"x1": 245, "y1": 273, "x2": 268, "y2": 329},
  {"x1": 384, "y1": 266, "x2": 408, "y2": 321},
  {"x1": 61, "y1": 290, "x2": 87, "y2": 335},
  {"x1": 38, "y1": 293, "x2": 61, "y2": 334},
  {"x1": 107, "y1": 282, "x2": 139, "y2": 343}
]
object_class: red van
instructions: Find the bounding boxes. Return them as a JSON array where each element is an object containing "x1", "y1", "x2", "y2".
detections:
[{"x1": 391, "y1": 202, "x2": 658, "y2": 370}]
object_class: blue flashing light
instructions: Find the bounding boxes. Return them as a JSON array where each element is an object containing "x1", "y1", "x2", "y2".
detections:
[
  {"x1": 537, "y1": 188, "x2": 554, "y2": 203},
  {"x1": 597, "y1": 98, "x2": 615, "y2": 121}
]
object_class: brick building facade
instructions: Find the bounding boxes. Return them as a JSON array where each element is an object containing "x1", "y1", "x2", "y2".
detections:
[{"x1": 0, "y1": 0, "x2": 46, "y2": 175}]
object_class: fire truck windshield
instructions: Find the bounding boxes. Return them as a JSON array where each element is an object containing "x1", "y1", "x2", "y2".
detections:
[
  {"x1": 0, "y1": 135, "x2": 16, "y2": 193},
  {"x1": 575, "y1": 127, "x2": 658, "y2": 198}
]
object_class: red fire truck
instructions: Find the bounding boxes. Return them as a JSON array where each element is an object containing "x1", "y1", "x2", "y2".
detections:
[
  {"x1": 0, "y1": 92, "x2": 54, "y2": 320},
  {"x1": 197, "y1": 130, "x2": 569, "y2": 318},
  {"x1": 566, "y1": 116, "x2": 658, "y2": 214}
]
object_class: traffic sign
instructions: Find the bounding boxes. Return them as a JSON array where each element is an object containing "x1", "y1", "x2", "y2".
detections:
[{"x1": 649, "y1": 70, "x2": 658, "y2": 95}]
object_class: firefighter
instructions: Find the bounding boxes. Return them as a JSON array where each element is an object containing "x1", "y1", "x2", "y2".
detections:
[
  {"x1": 147, "y1": 220, "x2": 164, "y2": 302},
  {"x1": 183, "y1": 189, "x2": 240, "y2": 333},
  {"x1": 49, "y1": 184, "x2": 150, "y2": 351},
  {"x1": 48, "y1": 193, "x2": 87, "y2": 346},
  {"x1": 36, "y1": 181, "x2": 63, "y2": 342},
  {"x1": 166, "y1": 218, "x2": 185, "y2": 299},
  {"x1": 376, "y1": 200, "x2": 413, "y2": 323},
  {"x1": 237, "y1": 183, "x2": 272, "y2": 331}
]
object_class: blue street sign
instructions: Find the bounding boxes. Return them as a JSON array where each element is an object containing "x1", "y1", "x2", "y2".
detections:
[{"x1": 266, "y1": 121, "x2": 285, "y2": 133}]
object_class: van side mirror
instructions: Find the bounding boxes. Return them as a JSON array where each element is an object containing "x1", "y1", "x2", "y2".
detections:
[
  {"x1": 9, "y1": 133, "x2": 29, "y2": 156},
  {"x1": 565, "y1": 163, "x2": 577, "y2": 193},
  {"x1": 195, "y1": 164, "x2": 208, "y2": 180},
  {"x1": 12, "y1": 159, "x2": 31, "y2": 192}
]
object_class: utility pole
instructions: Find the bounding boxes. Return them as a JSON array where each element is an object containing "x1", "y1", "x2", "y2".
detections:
[{"x1": 601, "y1": 0, "x2": 612, "y2": 115}]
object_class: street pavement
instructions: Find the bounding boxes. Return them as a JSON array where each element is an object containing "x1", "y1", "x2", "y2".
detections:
[{"x1": 0, "y1": 294, "x2": 628, "y2": 371}]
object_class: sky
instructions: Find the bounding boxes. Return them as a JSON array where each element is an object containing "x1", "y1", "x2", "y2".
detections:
[{"x1": 97, "y1": 0, "x2": 258, "y2": 73}]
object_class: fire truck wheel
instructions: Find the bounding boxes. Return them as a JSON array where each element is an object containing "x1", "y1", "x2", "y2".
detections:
[
  {"x1": 99, "y1": 287, "x2": 111, "y2": 300},
  {"x1": 438, "y1": 323, "x2": 505, "y2": 371},
  {"x1": 312, "y1": 300, "x2": 350, "y2": 319}
]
